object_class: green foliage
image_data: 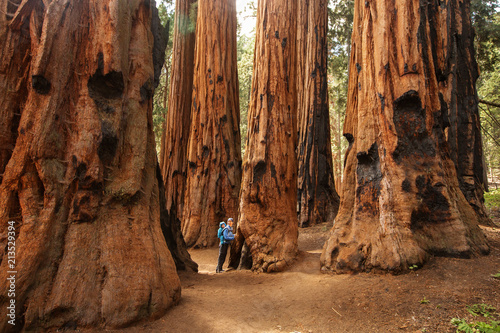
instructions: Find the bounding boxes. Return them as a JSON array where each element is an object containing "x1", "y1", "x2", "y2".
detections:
[
  {"x1": 409, "y1": 264, "x2": 419, "y2": 270},
  {"x1": 473, "y1": 0, "x2": 500, "y2": 193},
  {"x1": 451, "y1": 317, "x2": 500, "y2": 332},
  {"x1": 153, "y1": 1, "x2": 175, "y2": 153},
  {"x1": 157, "y1": 0, "x2": 174, "y2": 27},
  {"x1": 468, "y1": 304, "x2": 497, "y2": 317},
  {"x1": 420, "y1": 297, "x2": 430, "y2": 304},
  {"x1": 472, "y1": 0, "x2": 500, "y2": 73},
  {"x1": 237, "y1": 29, "x2": 255, "y2": 156},
  {"x1": 452, "y1": 318, "x2": 475, "y2": 333},
  {"x1": 327, "y1": 0, "x2": 354, "y2": 184},
  {"x1": 491, "y1": 271, "x2": 500, "y2": 279},
  {"x1": 236, "y1": 1, "x2": 257, "y2": 156},
  {"x1": 484, "y1": 189, "x2": 500, "y2": 210},
  {"x1": 477, "y1": 65, "x2": 500, "y2": 190},
  {"x1": 452, "y1": 304, "x2": 500, "y2": 333},
  {"x1": 188, "y1": 1, "x2": 198, "y2": 34},
  {"x1": 328, "y1": 0, "x2": 354, "y2": 58}
]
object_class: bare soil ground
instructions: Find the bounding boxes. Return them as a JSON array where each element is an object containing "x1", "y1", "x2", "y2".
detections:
[{"x1": 113, "y1": 216, "x2": 500, "y2": 333}]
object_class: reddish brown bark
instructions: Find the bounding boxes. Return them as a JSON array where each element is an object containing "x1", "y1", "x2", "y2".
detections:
[
  {"x1": 182, "y1": 0, "x2": 242, "y2": 248},
  {"x1": 157, "y1": 162, "x2": 198, "y2": 272},
  {"x1": 0, "y1": 1, "x2": 180, "y2": 330},
  {"x1": 0, "y1": 0, "x2": 37, "y2": 182},
  {"x1": 238, "y1": 0, "x2": 299, "y2": 272},
  {"x1": 321, "y1": 0, "x2": 489, "y2": 274},
  {"x1": 296, "y1": 0, "x2": 308, "y2": 133},
  {"x1": 440, "y1": 0, "x2": 493, "y2": 226},
  {"x1": 158, "y1": 0, "x2": 198, "y2": 270},
  {"x1": 297, "y1": 0, "x2": 340, "y2": 228}
]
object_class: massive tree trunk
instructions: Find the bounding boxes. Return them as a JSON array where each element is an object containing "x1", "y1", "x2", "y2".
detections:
[
  {"x1": 158, "y1": 0, "x2": 198, "y2": 270},
  {"x1": 297, "y1": 0, "x2": 340, "y2": 228},
  {"x1": 182, "y1": 0, "x2": 242, "y2": 248},
  {"x1": 238, "y1": 0, "x2": 299, "y2": 272},
  {"x1": 441, "y1": 0, "x2": 493, "y2": 226},
  {"x1": 321, "y1": 0, "x2": 490, "y2": 274},
  {"x1": 0, "y1": 1, "x2": 181, "y2": 331}
]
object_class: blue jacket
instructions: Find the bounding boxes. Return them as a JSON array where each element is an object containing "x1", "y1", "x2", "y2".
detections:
[
  {"x1": 223, "y1": 225, "x2": 234, "y2": 244},
  {"x1": 217, "y1": 222, "x2": 226, "y2": 245}
]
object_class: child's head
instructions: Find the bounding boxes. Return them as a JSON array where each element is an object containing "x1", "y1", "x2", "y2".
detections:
[{"x1": 219, "y1": 221, "x2": 226, "y2": 228}]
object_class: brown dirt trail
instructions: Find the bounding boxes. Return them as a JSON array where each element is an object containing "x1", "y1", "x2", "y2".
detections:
[
  {"x1": 71, "y1": 220, "x2": 500, "y2": 333},
  {"x1": 116, "y1": 222, "x2": 500, "y2": 333}
]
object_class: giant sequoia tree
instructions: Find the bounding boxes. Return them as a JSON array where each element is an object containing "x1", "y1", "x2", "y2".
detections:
[
  {"x1": 182, "y1": 0, "x2": 242, "y2": 248},
  {"x1": 442, "y1": 0, "x2": 493, "y2": 227},
  {"x1": 238, "y1": 0, "x2": 299, "y2": 272},
  {"x1": 296, "y1": 0, "x2": 340, "y2": 228},
  {"x1": 321, "y1": 0, "x2": 490, "y2": 273},
  {"x1": 159, "y1": 0, "x2": 198, "y2": 270},
  {"x1": 0, "y1": 0, "x2": 180, "y2": 330}
]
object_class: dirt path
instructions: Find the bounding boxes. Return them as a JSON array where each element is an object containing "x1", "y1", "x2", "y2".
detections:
[{"x1": 111, "y1": 222, "x2": 500, "y2": 333}]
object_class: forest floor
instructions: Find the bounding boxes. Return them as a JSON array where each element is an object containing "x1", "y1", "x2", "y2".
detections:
[{"x1": 118, "y1": 214, "x2": 500, "y2": 333}]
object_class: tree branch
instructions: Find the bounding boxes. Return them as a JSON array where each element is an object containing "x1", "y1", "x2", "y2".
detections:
[
  {"x1": 479, "y1": 99, "x2": 500, "y2": 108},
  {"x1": 480, "y1": 123, "x2": 500, "y2": 148},
  {"x1": 479, "y1": 104, "x2": 500, "y2": 129}
]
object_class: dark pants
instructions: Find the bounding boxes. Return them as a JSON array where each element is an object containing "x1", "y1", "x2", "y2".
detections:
[{"x1": 217, "y1": 243, "x2": 229, "y2": 272}]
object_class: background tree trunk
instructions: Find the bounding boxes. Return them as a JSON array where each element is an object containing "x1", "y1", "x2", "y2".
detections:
[
  {"x1": 158, "y1": 0, "x2": 198, "y2": 270},
  {"x1": 157, "y1": 162, "x2": 198, "y2": 272},
  {"x1": 297, "y1": 0, "x2": 340, "y2": 228},
  {"x1": 0, "y1": 0, "x2": 37, "y2": 182},
  {"x1": 0, "y1": 1, "x2": 181, "y2": 330},
  {"x1": 182, "y1": 0, "x2": 242, "y2": 248},
  {"x1": 321, "y1": 0, "x2": 489, "y2": 274},
  {"x1": 238, "y1": 0, "x2": 299, "y2": 272},
  {"x1": 296, "y1": 0, "x2": 308, "y2": 134},
  {"x1": 441, "y1": 0, "x2": 493, "y2": 227}
]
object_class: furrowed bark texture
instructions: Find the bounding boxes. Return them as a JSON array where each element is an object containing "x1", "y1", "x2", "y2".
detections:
[
  {"x1": 238, "y1": 0, "x2": 299, "y2": 272},
  {"x1": 0, "y1": 1, "x2": 181, "y2": 330},
  {"x1": 158, "y1": 0, "x2": 198, "y2": 270},
  {"x1": 182, "y1": 0, "x2": 242, "y2": 248},
  {"x1": 158, "y1": 163, "x2": 198, "y2": 272},
  {"x1": 296, "y1": 0, "x2": 308, "y2": 132},
  {"x1": 441, "y1": 0, "x2": 493, "y2": 226},
  {"x1": 0, "y1": 0, "x2": 39, "y2": 182},
  {"x1": 297, "y1": 0, "x2": 340, "y2": 228},
  {"x1": 320, "y1": 0, "x2": 489, "y2": 274}
]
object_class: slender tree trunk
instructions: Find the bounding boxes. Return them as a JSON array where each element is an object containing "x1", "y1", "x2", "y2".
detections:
[
  {"x1": 158, "y1": 0, "x2": 198, "y2": 270},
  {"x1": 297, "y1": 0, "x2": 340, "y2": 228},
  {"x1": 321, "y1": 0, "x2": 489, "y2": 274},
  {"x1": 162, "y1": 62, "x2": 169, "y2": 109},
  {"x1": 442, "y1": 0, "x2": 493, "y2": 226},
  {"x1": 182, "y1": 0, "x2": 242, "y2": 248},
  {"x1": 296, "y1": 0, "x2": 308, "y2": 134},
  {"x1": 336, "y1": 107, "x2": 343, "y2": 191},
  {"x1": 489, "y1": 161, "x2": 494, "y2": 189},
  {"x1": 238, "y1": 0, "x2": 298, "y2": 272},
  {"x1": 0, "y1": 1, "x2": 181, "y2": 331}
]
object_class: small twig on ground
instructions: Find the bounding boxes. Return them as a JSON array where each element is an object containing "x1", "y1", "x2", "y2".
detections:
[{"x1": 332, "y1": 307, "x2": 342, "y2": 317}]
